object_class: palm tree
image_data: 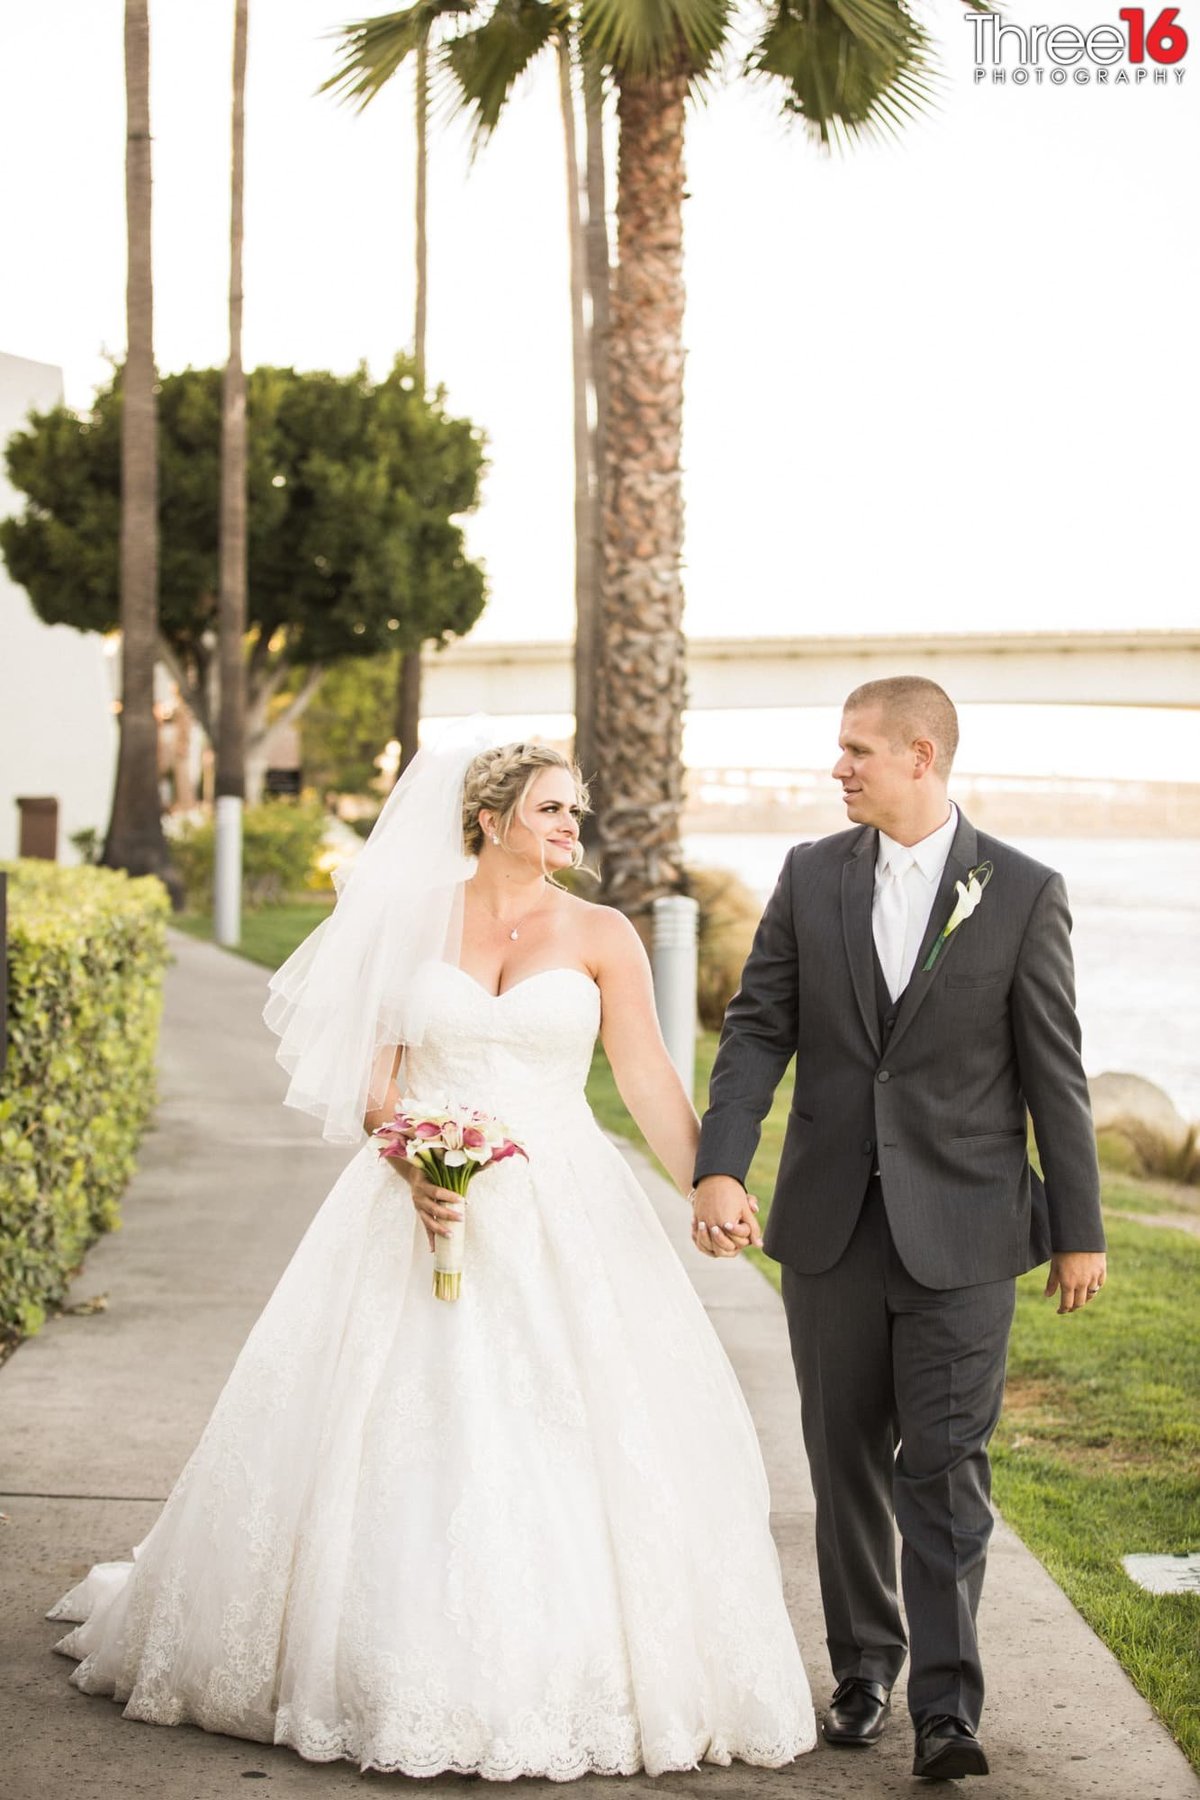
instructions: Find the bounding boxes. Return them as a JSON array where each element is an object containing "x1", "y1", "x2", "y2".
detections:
[
  {"x1": 324, "y1": 3, "x2": 473, "y2": 776},
  {"x1": 214, "y1": 0, "x2": 249, "y2": 947},
  {"x1": 558, "y1": 28, "x2": 595, "y2": 804},
  {"x1": 579, "y1": 52, "x2": 610, "y2": 846},
  {"x1": 437, "y1": 5, "x2": 609, "y2": 809},
  {"x1": 448, "y1": 0, "x2": 930, "y2": 918},
  {"x1": 592, "y1": 53, "x2": 691, "y2": 920},
  {"x1": 103, "y1": 0, "x2": 178, "y2": 894},
  {"x1": 329, "y1": 7, "x2": 612, "y2": 813}
]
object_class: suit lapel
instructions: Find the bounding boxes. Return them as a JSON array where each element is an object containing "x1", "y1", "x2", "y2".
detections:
[
  {"x1": 885, "y1": 809, "x2": 979, "y2": 1059},
  {"x1": 841, "y1": 829, "x2": 881, "y2": 1056}
]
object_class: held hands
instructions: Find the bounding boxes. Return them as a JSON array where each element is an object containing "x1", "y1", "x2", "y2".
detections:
[
  {"x1": 690, "y1": 1175, "x2": 763, "y2": 1259},
  {"x1": 388, "y1": 1158, "x2": 463, "y2": 1254},
  {"x1": 393, "y1": 1159, "x2": 768, "y2": 1261},
  {"x1": 1045, "y1": 1251, "x2": 1107, "y2": 1314}
]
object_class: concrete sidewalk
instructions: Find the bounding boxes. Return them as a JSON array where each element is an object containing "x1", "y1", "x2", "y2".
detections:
[{"x1": 1, "y1": 931, "x2": 1194, "y2": 1800}]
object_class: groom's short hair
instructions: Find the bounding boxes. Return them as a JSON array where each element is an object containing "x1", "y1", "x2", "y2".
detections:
[{"x1": 844, "y1": 676, "x2": 959, "y2": 779}]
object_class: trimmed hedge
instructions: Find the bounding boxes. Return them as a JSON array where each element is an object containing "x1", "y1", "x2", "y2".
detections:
[
  {"x1": 1, "y1": 860, "x2": 171, "y2": 1348},
  {"x1": 168, "y1": 801, "x2": 328, "y2": 909}
]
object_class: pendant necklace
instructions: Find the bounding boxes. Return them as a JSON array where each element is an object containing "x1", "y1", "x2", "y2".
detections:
[{"x1": 477, "y1": 889, "x2": 546, "y2": 942}]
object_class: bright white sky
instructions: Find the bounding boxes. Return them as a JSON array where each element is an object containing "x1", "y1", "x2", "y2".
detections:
[{"x1": 1, "y1": 0, "x2": 1196, "y2": 779}]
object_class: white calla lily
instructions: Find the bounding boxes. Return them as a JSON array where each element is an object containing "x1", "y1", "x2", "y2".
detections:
[
  {"x1": 922, "y1": 861, "x2": 995, "y2": 974},
  {"x1": 944, "y1": 876, "x2": 983, "y2": 938}
]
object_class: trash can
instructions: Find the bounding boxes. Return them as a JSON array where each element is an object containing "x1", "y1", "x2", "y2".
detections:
[{"x1": 16, "y1": 796, "x2": 58, "y2": 861}]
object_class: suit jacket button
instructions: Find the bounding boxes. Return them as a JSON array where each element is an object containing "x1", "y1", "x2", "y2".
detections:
[
  {"x1": 862, "y1": 1138, "x2": 874, "y2": 1155},
  {"x1": 877, "y1": 1069, "x2": 891, "y2": 1082}
]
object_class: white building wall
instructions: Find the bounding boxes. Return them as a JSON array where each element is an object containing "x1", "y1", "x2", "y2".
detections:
[{"x1": 0, "y1": 351, "x2": 118, "y2": 862}]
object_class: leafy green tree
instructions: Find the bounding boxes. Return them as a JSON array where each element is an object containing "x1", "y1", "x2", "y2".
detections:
[
  {"x1": 296, "y1": 651, "x2": 400, "y2": 797},
  {"x1": 1, "y1": 359, "x2": 486, "y2": 799}
]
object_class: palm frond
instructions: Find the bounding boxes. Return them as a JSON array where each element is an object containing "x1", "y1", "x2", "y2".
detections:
[
  {"x1": 322, "y1": 2, "x2": 475, "y2": 108},
  {"x1": 748, "y1": 0, "x2": 935, "y2": 147},
  {"x1": 445, "y1": 0, "x2": 564, "y2": 140},
  {"x1": 581, "y1": 0, "x2": 735, "y2": 82}
]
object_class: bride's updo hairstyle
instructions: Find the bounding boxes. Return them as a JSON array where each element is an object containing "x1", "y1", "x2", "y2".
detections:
[{"x1": 462, "y1": 742, "x2": 590, "y2": 875}]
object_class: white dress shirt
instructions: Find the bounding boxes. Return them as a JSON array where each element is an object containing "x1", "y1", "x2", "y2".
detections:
[{"x1": 872, "y1": 804, "x2": 959, "y2": 1001}]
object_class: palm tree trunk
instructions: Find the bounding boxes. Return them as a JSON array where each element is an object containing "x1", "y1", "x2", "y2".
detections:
[
  {"x1": 596, "y1": 66, "x2": 688, "y2": 920},
  {"x1": 414, "y1": 32, "x2": 429, "y2": 390},
  {"x1": 394, "y1": 29, "x2": 430, "y2": 783},
  {"x1": 558, "y1": 35, "x2": 596, "y2": 796},
  {"x1": 217, "y1": 0, "x2": 248, "y2": 806},
  {"x1": 583, "y1": 63, "x2": 611, "y2": 476},
  {"x1": 104, "y1": 0, "x2": 177, "y2": 897},
  {"x1": 395, "y1": 646, "x2": 422, "y2": 775},
  {"x1": 215, "y1": 0, "x2": 249, "y2": 945},
  {"x1": 580, "y1": 56, "x2": 610, "y2": 852}
]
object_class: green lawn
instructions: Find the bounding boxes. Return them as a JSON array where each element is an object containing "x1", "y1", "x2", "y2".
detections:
[
  {"x1": 186, "y1": 902, "x2": 1199, "y2": 1770},
  {"x1": 992, "y1": 1215, "x2": 1199, "y2": 1768},
  {"x1": 587, "y1": 1036, "x2": 1200, "y2": 1774},
  {"x1": 174, "y1": 898, "x2": 333, "y2": 971}
]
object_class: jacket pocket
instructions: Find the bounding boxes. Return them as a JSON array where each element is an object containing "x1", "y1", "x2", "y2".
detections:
[
  {"x1": 946, "y1": 972, "x2": 1006, "y2": 989},
  {"x1": 950, "y1": 1126, "x2": 1025, "y2": 1142}
]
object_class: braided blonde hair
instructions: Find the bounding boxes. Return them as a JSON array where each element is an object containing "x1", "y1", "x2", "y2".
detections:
[{"x1": 462, "y1": 743, "x2": 590, "y2": 874}]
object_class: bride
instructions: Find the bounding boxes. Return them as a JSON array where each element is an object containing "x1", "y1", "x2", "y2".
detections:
[{"x1": 49, "y1": 721, "x2": 816, "y2": 1780}]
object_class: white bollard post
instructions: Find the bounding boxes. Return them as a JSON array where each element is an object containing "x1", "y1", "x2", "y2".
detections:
[
  {"x1": 652, "y1": 894, "x2": 699, "y2": 1099},
  {"x1": 213, "y1": 794, "x2": 243, "y2": 947}
]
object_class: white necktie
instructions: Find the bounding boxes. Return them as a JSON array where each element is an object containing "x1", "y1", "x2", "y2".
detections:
[{"x1": 875, "y1": 853, "x2": 914, "y2": 1002}]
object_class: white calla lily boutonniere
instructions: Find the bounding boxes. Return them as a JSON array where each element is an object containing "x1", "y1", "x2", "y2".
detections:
[{"x1": 922, "y1": 860, "x2": 995, "y2": 973}]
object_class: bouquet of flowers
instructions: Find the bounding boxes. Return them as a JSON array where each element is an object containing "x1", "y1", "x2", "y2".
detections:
[{"x1": 374, "y1": 1099, "x2": 528, "y2": 1301}]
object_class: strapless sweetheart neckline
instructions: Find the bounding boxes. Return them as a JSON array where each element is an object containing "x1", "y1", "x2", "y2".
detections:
[{"x1": 442, "y1": 963, "x2": 598, "y2": 1002}]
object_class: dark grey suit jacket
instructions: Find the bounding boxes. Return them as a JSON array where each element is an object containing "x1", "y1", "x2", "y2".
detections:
[{"x1": 694, "y1": 811, "x2": 1105, "y2": 1289}]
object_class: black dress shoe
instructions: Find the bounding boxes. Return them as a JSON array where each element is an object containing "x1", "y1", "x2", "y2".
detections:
[
  {"x1": 822, "y1": 1678, "x2": 891, "y2": 1747},
  {"x1": 913, "y1": 1715, "x2": 990, "y2": 1779}
]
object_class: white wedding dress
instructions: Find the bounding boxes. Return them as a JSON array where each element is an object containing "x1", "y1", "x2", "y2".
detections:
[{"x1": 50, "y1": 963, "x2": 816, "y2": 1779}]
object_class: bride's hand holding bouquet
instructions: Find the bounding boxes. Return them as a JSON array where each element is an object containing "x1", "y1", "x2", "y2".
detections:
[
  {"x1": 375, "y1": 1100, "x2": 527, "y2": 1300},
  {"x1": 386, "y1": 1154, "x2": 463, "y2": 1253}
]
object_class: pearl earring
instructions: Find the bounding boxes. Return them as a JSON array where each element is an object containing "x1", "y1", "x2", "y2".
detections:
[{"x1": 491, "y1": 834, "x2": 500, "y2": 846}]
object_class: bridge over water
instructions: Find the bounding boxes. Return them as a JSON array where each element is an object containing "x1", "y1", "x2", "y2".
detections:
[
  {"x1": 422, "y1": 630, "x2": 1199, "y2": 715},
  {"x1": 685, "y1": 768, "x2": 1200, "y2": 838}
]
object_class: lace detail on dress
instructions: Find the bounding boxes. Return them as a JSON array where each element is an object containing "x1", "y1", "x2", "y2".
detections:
[{"x1": 50, "y1": 964, "x2": 816, "y2": 1776}]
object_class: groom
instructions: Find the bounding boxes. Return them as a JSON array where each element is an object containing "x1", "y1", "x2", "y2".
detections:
[{"x1": 692, "y1": 677, "x2": 1107, "y2": 1781}]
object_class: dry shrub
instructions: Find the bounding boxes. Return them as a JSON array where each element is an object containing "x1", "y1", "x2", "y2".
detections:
[{"x1": 686, "y1": 864, "x2": 764, "y2": 1031}]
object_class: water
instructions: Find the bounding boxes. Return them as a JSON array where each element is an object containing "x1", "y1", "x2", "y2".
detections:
[{"x1": 683, "y1": 832, "x2": 1200, "y2": 1123}]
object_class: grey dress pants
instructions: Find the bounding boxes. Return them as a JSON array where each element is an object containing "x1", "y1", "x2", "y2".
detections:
[{"x1": 780, "y1": 1180, "x2": 1016, "y2": 1729}]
